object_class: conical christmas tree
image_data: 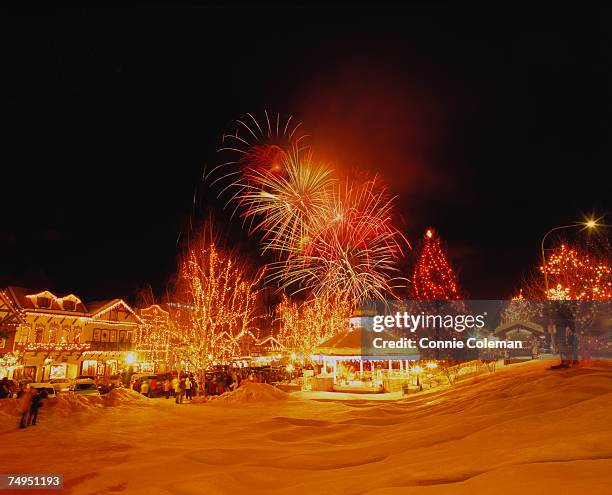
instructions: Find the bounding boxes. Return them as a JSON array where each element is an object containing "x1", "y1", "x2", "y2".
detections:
[{"x1": 412, "y1": 228, "x2": 461, "y2": 300}]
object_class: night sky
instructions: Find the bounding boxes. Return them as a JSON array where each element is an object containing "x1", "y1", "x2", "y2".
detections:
[{"x1": 2, "y1": 5, "x2": 610, "y2": 301}]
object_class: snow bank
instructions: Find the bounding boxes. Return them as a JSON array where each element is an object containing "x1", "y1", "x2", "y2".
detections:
[
  {"x1": 210, "y1": 382, "x2": 291, "y2": 404},
  {"x1": 2, "y1": 361, "x2": 612, "y2": 494},
  {"x1": 0, "y1": 387, "x2": 151, "y2": 419}
]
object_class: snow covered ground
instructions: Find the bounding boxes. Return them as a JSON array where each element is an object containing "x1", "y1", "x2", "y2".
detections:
[{"x1": 1, "y1": 360, "x2": 611, "y2": 494}]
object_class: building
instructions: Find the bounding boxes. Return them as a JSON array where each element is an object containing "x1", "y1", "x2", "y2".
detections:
[
  {"x1": 3, "y1": 287, "x2": 142, "y2": 383},
  {"x1": 135, "y1": 304, "x2": 171, "y2": 373},
  {"x1": 0, "y1": 291, "x2": 26, "y2": 378}
]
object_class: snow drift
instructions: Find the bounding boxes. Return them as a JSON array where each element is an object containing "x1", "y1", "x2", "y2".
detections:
[
  {"x1": 210, "y1": 382, "x2": 291, "y2": 404},
  {"x1": 1, "y1": 361, "x2": 612, "y2": 494},
  {"x1": 0, "y1": 387, "x2": 151, "y2": 420}
]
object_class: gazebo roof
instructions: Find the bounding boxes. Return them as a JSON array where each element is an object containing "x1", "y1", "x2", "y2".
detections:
[
  {"x1": 494, "y1": 320, "x2": 544, "y2": 336},
  {"x1": 315, "y1": 327, "x2": 418, "y2": 357}
]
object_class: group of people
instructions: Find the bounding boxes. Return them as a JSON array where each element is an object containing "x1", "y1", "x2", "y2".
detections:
[
  {"x1": 130, "y1": 367, "x2": 288, "y2": 402},
  {"x1": 132, "y1": 373, "x2": 198, "y2": 403},
  {"x1": 0, "y1": 377, "x2": 19, "y2": 399}
]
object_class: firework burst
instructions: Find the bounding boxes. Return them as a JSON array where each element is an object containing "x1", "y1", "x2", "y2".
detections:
[
  {"x1": 211, "y1": 111, "x2": 308, "y2": 188},
  {"x1": 213, "y1": 111, "x2": 410, "y2": 303},
  {"x1": 270, "y1": 177, "x2": 409, "y2": 302},
  {"x1": 232, "y1": 147, "x2": 334, "y2": 254}
]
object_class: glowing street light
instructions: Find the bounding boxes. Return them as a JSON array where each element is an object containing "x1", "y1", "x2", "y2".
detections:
[{"x1": 125, "y1": 352, "x2": 137, "y2": 365}]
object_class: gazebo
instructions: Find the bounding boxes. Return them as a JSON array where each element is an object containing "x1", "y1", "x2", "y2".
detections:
[
  {"x1": 313, "y1": 326, "x2": 419, "y2": 392},
  {"x1": 494, "y1": 320, "x2": 546, "y2": 359}
]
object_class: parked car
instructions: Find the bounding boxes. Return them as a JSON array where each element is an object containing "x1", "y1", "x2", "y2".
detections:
[
  {"x1": 72, "y1": 378, "x2": 101, "y2": 396},
  {"x1": 75, "y1": 375, "x2": 96, "y2": 381},
  {"x1": 48, "y1": 378, "x2": 72, "y2": 393},
  {"x1": 27, "y1": 383, "x2": 57, "y2": 399}
]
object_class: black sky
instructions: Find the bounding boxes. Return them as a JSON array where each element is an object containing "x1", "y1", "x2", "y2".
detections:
[{"x1": 1, "y1": 5, "x2": 611, "y2": 301}]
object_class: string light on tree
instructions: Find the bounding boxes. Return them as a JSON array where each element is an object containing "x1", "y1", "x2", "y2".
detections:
[{"x1": 540, "y1": 243, "x2": 611, "y2": 301}]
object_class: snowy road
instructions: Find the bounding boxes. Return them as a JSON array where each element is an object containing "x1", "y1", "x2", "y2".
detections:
[{"x1": 1, "y1": 361, "x2": 612, "y2": 494}]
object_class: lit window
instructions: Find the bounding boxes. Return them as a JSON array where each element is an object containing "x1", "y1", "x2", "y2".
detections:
[
  {"x1": 63, "y1": 300, "x2": 76, "y2": 311},
  {"x1": 37, "y1": 297, "x2": 51, "y2": 309},
  {"x1": 81, "y1": 360, "x2": 97, "y2": 376},
  {"x1": 35, "y1": 326, "x2": 44, "y2": 343}
]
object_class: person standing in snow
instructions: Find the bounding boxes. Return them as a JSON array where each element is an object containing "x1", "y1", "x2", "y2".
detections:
[
  {"x1": 184, "y1": 376, "x2": 192, "y2": 401},
  {"x1": 140, "y1": 380, "x2": 150, "y2": 397},
  {"x1": 28, "y1": 389, "x2": 47, "y2": 426},
  {"x1": 190, "y1": 374, "x2": 198, "y2": 397},
  {"x1": 178, "y1": 378, "x2": 186, "y2": 404},
  {"x1": 171, "y1": 376, "x2": 179, "y2": 398},
  {"x1": 18, "y1": 387, "x2": 34, "y2": 429},
  {"x1": 150, "y1": 377, "x2": 158, "y2": 397},
  {"x1": 174, "y1": 378, "x2": 184, "y2": 404}
]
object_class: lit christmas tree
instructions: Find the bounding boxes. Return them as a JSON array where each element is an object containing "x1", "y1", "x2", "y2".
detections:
[{"x1": 412, "y1": 228, "x2": 462, "y2": 300}]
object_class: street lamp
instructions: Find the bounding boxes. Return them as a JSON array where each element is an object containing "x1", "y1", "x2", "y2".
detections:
[{"x1": 540, "y1": 217, "x2": 608, "y2": 294}]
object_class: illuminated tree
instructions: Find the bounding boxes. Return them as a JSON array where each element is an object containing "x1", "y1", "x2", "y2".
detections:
[
  {"x1": 523, "y1": 241, "x2": 611, "y2": 301},
  {"x1": 276, "y1": 293, "x2": 351, "y2": 358},
  {"x1": 521, "y1": 239, "x2": 611, "y2": 365},
  {"x1": 412, "y1": 228, "x2": 462, "y2": 300},
  {"x1": 501, "y1": 289, "x2": 540, "y2": 324},
  {"x1": 169, "y1": 229, "x2": 264, "y2": 389}
]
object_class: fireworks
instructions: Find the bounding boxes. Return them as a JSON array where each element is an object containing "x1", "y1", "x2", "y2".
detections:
[
  {"x1": 232, "y1": 147, "x2": 334, "y2": 254},
  {"x1": 272, "y1": 176, "x2": 408, "y2": 302},
  {"x1": 216, "y1": 112, "x2": 409, "y2": 304},
  {"x1": 212, "y1": 111, "x2": 308, "y2": 188}
]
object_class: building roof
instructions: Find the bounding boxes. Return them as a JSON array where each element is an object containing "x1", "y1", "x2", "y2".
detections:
[
  {"x1": 315, "y1": 327, "x2": 418, "y2": 357},
  {"x1": 3, "y1": 287, "x2": 140, "y2": 322},
  {"x1": 494, "y1": 320, "x2": 544, "y2": 336},
  {"x1": 0, "y1": 290, "x2": 27, "y2": 326},
  {"x1": 5, "y1": 286, "x2": 88, "y2": 315}
]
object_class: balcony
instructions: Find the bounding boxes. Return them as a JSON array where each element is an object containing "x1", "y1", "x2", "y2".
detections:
[{"x1": 86, "y1": 341, "x2": 134, "y2": 352}]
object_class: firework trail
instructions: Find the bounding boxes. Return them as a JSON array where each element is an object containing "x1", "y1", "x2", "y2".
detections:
[{"x1": 211, "y1": 110, "x2": 308, "y2": 188}]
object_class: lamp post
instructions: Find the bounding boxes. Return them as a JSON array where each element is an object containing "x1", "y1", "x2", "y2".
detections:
[{"x1": 540, "y1": 219, "x2": 604, "y2": 295}]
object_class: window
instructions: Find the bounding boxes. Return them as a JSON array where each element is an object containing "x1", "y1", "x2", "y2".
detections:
[
  {"x1": 92, "y1": 329, "x2": 101, "y2": 341},
  {"x1": 81, "y1": 360, "x2": 97, "y2": 376},
  {"x1": 50, "y1": 365, "x2": 67, "y2": 379},
  {"x1": 48, "y1": 324, "x2": 59, "y2": 343},
  {"x1": 36, "y1": 297, "x2": 51, "y2": 309},
  {"x1": 35, "y1": 325, "x2": 44, "y2": 343},
  {"x1": 62, "y1": 300, "x2": 76, "y2": 311},
  {"x1": 73, "y1": 327, "x2": 81, "y2": 343},
  {"x1": 61, "y1": 326, "x2": 71, "y2": 343}
]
